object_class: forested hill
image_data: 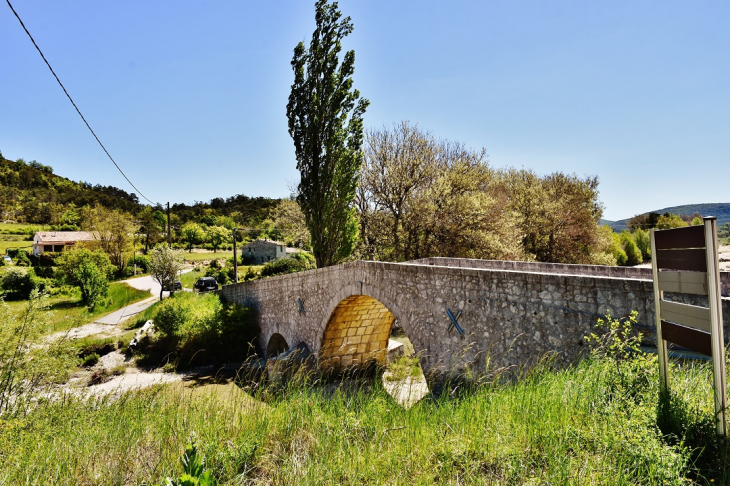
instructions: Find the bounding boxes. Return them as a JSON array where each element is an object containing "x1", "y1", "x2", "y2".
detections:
[
  {"x1": 602, "y1": 203, "x2": 730, "y2": 231},
  {"x1": 0, "y1": 153, "x2": 143, "y2": 221},
  {"x1": 0, "y1": 152, "x2": 279, "y2": 224}
]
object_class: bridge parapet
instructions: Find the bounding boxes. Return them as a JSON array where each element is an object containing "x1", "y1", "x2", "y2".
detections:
[{"x1": 412, "y1": 258, "x2": 730, "y2": 297}]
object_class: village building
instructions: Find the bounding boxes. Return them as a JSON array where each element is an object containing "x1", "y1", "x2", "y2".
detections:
[
  {"x1": 32, "y1": 231, "x2": 95, "y2": 256},
  {"x1": 241, "y1": 239, "x2": 299, "y2": 264}
]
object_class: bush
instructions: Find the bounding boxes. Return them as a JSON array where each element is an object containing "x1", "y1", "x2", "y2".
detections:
[
  {"x1": 81, "y1": 353, "x2": 100, "y2": 367},
  {"x1": 74, "y1": 261, "x2": 109, "y2": 309},
  {"x1": 608, "y1": 233, "x2": 627, "y2": 266},
  {"x1": 34, "y1": 265, "x2": 55, "y2": 278},
  {"x1": 620, "y1": 232, "x2": 643, "y2": 266},
  {"x1": 154, "y1": 295, "x2": 195, "y2": 338},
  {"x1": 0, "y1": 267, "x2": 39, "y2": 300},
  {"x1": 205, "y1": 266, "x2": 231, "y2": 285},
  {"x1": 57, "y1": 249, "x2": 114, "y2": 308},
  {"x1": 128, "y1": 255, "x2": 150, "y2": 273},
  {"x1": 632, "y1": 228, "x2": 651, "y2": 262},
  {"x1": 260, "y1": 254, "x2": 315, "y2": 278},
  {"x1": 6, "y1": 248, "x2": 30, "y2": 266},
  {"x1": 138, "y1": 292, "x2": 259, "y2": 369}
]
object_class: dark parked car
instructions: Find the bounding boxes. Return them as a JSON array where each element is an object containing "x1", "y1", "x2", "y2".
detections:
[
  {"x1": 162, "y1": 280, "x2": 183, "y2": 292},
  {"x1": 194, "y1": 277, "x2": 218, "y2": 292}
]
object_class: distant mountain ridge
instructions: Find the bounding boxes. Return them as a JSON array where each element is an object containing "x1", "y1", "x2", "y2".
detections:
[{"x1": 601, "y1": 203, "x2": 730, "y2": 232}]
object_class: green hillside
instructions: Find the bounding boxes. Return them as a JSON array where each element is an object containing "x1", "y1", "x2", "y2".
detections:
[
  {"x1": 603, "y1": 202, "x2": 730, "y2": 232},
  {"x1": 0, "y1": 152, "x2": 278, "y2": 225}
]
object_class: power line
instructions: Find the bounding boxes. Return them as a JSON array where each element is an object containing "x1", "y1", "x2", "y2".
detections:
[{"x1": 5, "y1": 0, "x2": 158, "y2": 206}]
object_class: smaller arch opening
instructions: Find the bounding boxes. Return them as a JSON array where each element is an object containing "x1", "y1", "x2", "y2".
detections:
[{"x1": 266, "y1": 333, "x2": 289, "y2": 359}]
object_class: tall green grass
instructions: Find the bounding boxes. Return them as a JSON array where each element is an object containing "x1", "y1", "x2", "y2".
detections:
[
  {"x1": 0, "y1": 356, "x2": 725, "y2": 485},
  {"x1": 1, "y1": 301, "x2": 726, "y2": 484}
]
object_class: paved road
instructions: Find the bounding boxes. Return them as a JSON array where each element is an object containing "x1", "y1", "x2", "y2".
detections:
[{"x1": 94, "y1": 271, "x2": 193, "y2": 325}]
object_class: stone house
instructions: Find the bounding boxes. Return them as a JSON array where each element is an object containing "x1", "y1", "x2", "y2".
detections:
[
  {"x1": 242, "y1": 239, "x2": 298, "y2": 264},
  {"x1": 32, "y1": 231, "x2": 95, "y2": 256}
]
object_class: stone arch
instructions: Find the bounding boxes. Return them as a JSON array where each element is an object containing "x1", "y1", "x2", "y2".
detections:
[
  {"x1": 319, "y1": 295, "x2": 396, "y2": 369},
  {"x1": 266, "y1": 333, "x2": 289, "y2": 359}
]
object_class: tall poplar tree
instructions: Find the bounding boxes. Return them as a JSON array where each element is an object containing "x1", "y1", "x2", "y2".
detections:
[{"x1": 287, "y1": 0, "x2": 369, "y2": 268}]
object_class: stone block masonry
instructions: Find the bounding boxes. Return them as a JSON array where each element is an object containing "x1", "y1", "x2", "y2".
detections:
[{"x1": 220, "y1": 259, "x2": 730, "y2": 376}]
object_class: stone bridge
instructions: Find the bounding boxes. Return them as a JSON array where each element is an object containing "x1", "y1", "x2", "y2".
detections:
[{"x1": 220, "y1": 258, "x2": 730, "y2": 376}]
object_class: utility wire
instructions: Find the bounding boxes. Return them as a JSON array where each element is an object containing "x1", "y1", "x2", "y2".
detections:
[{"x1": 5, "y1": 0, "x2": 158, "y2": 206}]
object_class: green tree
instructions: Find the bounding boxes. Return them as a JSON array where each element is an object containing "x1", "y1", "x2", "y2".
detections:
[
  {"x1": 269, "y1": 199, "x2": 311, "y2": 249},
  {"x1": 206, "y1": 225, "x2": 231, "y2": 253},
  {"x1": 610, "y1": 232, "x2": 628, "y2": 266},
  {"x1": 57, "y1": 248, "x2": 116, "y2": 283},
  {"x1": 82, "y1": 205, "x2": 136, "y2": 270},
  {"x1": 56, "y1": 249, "x2": 115, "y2": 307},
  {"x1": 655, "y1": 213, "x2": 688, "y2": 230},
  {"x1": 181, "y1": 222, "x2": 205, "y2": 252},
  {"x1": 60, "y1": 203, "x2": 81, "y2": 230},
  {"x1": 73, "y1": 260, "x2": 108, "y2": 309},
  {"x1": 718, "y1": 222, "x2": 730, "y2": 239},
  {"x1": 0, "y1": 267, "x2": 39, "y2": 300},
  {"x1": 286, "y1": 0, "x2": 369, "y2": 268},
  {"x1": 138, "y1": 206, "x2": 164, "y2": 253},
  {"x1": 620, "y1": 231, "x2": 643, "y2": 266},
  {"x1": 148, "y1": 246, "x2": 185, "y2": 300},
  {"x1": 633, "y1": 228, "x2": 651, "y2": 262},
  {"x1": 690, "y1": 216, "x2": 703, "y2": 226}
]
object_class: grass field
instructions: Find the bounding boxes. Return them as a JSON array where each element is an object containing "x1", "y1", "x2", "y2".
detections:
[
  {"x1": 181, "y1": 251, "x2": 234, "y2": 262},
  {"x1": 0, "y1": 239, "x2": 32, "y2": 253},
  {"x1": 4, "y1": 282, "x2": 151, "y2": 333},
  {"x1": 0, "y1": 222, "x2": 48, "y2": 233},
  {"x1": 1, "y1": 222, "x2": 45, "y2": 254},
  {"x1": 180, "y1": 268, "x2": 204, "y2": 289}
]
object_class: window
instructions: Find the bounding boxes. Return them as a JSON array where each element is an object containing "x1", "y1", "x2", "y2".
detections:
[{"x1": 44, "y1": 245, "x2": 53, "y2": 252}]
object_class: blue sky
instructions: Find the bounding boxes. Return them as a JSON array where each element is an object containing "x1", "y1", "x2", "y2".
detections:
[{"x1": 1, "y1": 1, "x2": 728, "y2": 220}]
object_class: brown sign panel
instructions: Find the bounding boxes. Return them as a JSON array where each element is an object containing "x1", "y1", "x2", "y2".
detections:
[
  {"x1": 660, "y1": 320, "x2": 712, "y2": 357},
  {"x1": 655, "y1": 248, "x2": 708, "y2": 272},
  {"x1": 654, "y1": 224, "x2": 706, "y2": 250}
]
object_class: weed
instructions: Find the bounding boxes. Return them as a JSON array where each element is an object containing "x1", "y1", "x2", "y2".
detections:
[{"x1": 81, "y1": 353, "x2": 100, "y2": 367}]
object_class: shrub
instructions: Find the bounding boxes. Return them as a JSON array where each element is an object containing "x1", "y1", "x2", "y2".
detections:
[
  {"x1": 656, "y1": 213, "x2": 688, "y2": 230},
  {"x1": 33, "y1": 265, "x2": 55, "y2": 278},
  {"x1": 632, "y1": 228, "x2": 651, "y2": 262},
  {"x1": 0, "y1": 267, "x2": 39, "y2": 300},
  {"x1": 608, "y1": 233, "x2": 628, "y2": 266},
  {"x1": 139, "y1": 292, "x2": 259, "y2": 369},
  {"x1": 6, "y1": 248, "x2": 30, "y2": 266},
  {"x1": 154, "y1": 295, "x2": 194, "y2": 338},
  {"x1": 57, "y1": 249, "x2": 114, "y2": 308},
  {"x1": 73, "y1": 260, "x2": 109, "y2": 309},
  {"x1": 620, "y1": 231, "x2": 643, "y2": 266},
  {"x1": 37, "y1": 252, "x2": 60, "y2": 267},
  {"x1": 128, "y1": 255, "x2": 150, "y2": 273},
  {"x1": 719, "y1": 222, "x2": 730, "y2": 239},
  {"x1": 81, "y1": 353, "x2": 100, "y2": 367},
  {"x1": 260, "y1": 254, "x2": 315, "y2": 278},
  {"x1": 57, "y1": 249, "x2": 115, "y2": 284}
]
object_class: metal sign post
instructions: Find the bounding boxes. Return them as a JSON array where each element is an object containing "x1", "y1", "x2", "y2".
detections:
[{"x1": 651, "y1": 217, "x2": 727, "y2": 438}]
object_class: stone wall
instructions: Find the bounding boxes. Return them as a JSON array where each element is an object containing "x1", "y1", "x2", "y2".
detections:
[{"x1": 220, "y1": 260, "x2": 730, "y2": 376}]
